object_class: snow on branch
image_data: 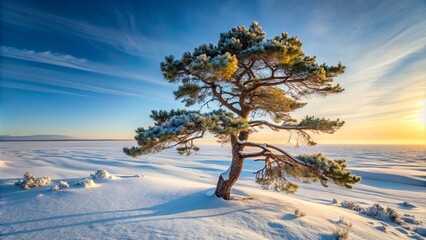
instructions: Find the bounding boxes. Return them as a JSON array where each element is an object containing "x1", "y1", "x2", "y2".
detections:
[
  {"x1": 237, "y1": 141, "x2": 360, "y2": 193},
  {"x1": 249, "y1": 116, "x2": 344, "y2": 146},
  {"x1": 249, "y1": 116, "x2": 344, "y2": 133},
  {"x1": 160, "y1": 22, "x2": 345, "y2": 117},
  {"x1": 297, "y1": 116, "x2": 344, "y2": 133},
  {"x1": 124, "y1": 109, "x2": 249, "y2": 157},
  {"x1": 295, "y1": 154, "x2": 361, "y2": 188}
]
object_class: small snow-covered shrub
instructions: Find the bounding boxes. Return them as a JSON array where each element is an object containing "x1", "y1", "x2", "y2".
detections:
[
  {"x1": 339, "y1": 216, "x2": 353, "y2": 227},
  {"x1": 402, "y1": 224, "x2": 413, "y2": 231},
  {"x1": 362, "y1": 203, "x2": 385, "y2": 218},
  {"x1": 341, "y1": 200, "x2": 364, "y2": 212},
  {"x1": 339, "y1": 199, "x2": 421, "y2": 229},
  {"x1": 294, "y1": 209, "x2": 306, "y2": 217},
  {"x1": 76, "y1": 178, "x2": 95, "y2": 187},
  {"x1": 52, "y1": 181, "x2": 69, "y2": 191},
  {"x1": 333, "y1": 227, "x2": 350, "y2": 240},
  {"x1": 90, "y1": 169, "x2": 113, "y2": 180},
  {"x1": 386, "y1": 207, "x2": 402, "y2": 224},
  {"x1": 402, "y1": 214, "x2": 422, "y2": 225},
  {"x1": 384, "y1": 208, "x2": 422, "y2": 225},
  {"x1": 15, "y1": 171, "x2": 51, "y2": 190}
]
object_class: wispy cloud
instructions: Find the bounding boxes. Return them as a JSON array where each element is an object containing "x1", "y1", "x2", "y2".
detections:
[
  {"x1": 0, "y1": 46, "x2": 167, "y2": 86},
  {"x1": 0, "y1": 61, "x2": 174, "y2": 102},
  {"x1": 296, "y1": 4, "x2": 426, "y2": 131},
  {"x1": 345, "y1": 20, "x2": 426, "y2": 85},
  {"x1": 1, "y1": 81, "x2": 90, "y2": 98},
  {"x1": 340, "y1": 21, "x2": 426, "y2": 122},
  {"x1": 1, "y1": 3, "x2": 181, "y2": 60},
  {"x1": 1, "y1": 46, "x2": 88, "y2": 68}
]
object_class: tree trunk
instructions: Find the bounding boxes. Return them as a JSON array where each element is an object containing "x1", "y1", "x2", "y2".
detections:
[{"x1": 215, "y1": 131, "x2": 248, "y2": 200}]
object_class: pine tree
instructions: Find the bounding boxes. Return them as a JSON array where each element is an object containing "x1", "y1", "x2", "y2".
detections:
[{"x1": 124, "y1": 22, "x2": 361, "y2": 200}]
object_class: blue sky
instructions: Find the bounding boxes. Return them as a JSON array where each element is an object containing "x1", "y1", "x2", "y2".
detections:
[{"x1": 1, "y1": 0, "x2": 425, "y2": 143}]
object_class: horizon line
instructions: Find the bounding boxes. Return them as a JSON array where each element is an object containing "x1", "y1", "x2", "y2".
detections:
[{"x1": 0, "y1": 139, "x2": 424, "y2": 146}]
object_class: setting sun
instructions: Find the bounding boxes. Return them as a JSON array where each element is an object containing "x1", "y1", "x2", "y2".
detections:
[{"x1": 417, "y1": 100, "x2": 426, "y2": 126}]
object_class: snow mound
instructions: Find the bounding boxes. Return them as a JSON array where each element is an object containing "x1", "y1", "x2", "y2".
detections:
[
  {"x1": 90, "y1": 169, "x2": 114, "y2": 180},
  {"x1": 14, "y1": 171, "x2": 51, "y2": 190},
  {"x1": 401, "y1": 201, "x2": 417, "y2": 208},
  {"x1": 76, "y1": 178, "x2": 95, "y2": 187},
  {"x1": 75, "y1": 169, "x2": 114, "y2": 187},
  {"x1": 51, "y1": 181, "x2": 69, "y2": 191}
]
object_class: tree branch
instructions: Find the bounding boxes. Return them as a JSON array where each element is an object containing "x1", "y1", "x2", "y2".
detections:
[
  {"x1": 249, "y1": 120, "x2": 319, "y2": 130},
  {"x1": 249, "y1": 117, "x2": 343, "y2": 134},
  {"x1": 245, "y1": 76, "x2": 311, "y2": 93},
  {"x1": 239, "y1": 150, "x2": 268, "y2": 159},
  {"x1": 169, "y1": 130, "x2": 205, "y2": 149},
  {"x1": 212, "y1": 85, "x2": 242, "y2": 115},
  {"x1": 237, "y1": 140, "x2": 307, "y2": 166}
]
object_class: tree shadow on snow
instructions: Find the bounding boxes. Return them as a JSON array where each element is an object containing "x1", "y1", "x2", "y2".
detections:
[{"x1": 0, "y1": 189, "x2": 258, "y2": 237}]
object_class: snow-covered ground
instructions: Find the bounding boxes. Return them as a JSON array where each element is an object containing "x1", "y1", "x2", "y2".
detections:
[{"x1": 0, "y1": 141, "x2": 425, "y2": 239}]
